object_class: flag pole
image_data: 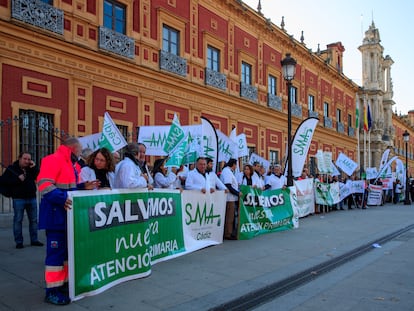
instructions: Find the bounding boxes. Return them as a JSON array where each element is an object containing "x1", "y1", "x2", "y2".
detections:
[
  {"x1": 356, "y1": 97, "x2": 360, "y2": 177},
  {"x1": 368, "y1": 129, "x2": 371, "y2": 168}
]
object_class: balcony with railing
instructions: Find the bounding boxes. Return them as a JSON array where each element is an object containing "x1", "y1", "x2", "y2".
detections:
[
  {"x1": 292, "y1": 103, "x2": 302, "y2": 118},
  {"x1": 240, "y1": 82, "x2": 258, "y2": 102},
  {"x1": 159, "y1": 50, "x2": 187, "y2": 77},
  {"x1": 308, "y1": 110, "x2": 319, "y2": 119},
  {"x1": 324, "y1": 116, "x2": 333, "y2": 128},
  {"x1": 348, "y1": 126, "x2": 355, "y2": 137},
  {"x1": 267, "y1": 94, "x2": 282, "y2": 111},
  {"x1": 12, "y1": 0, "x2": 64, "y2": 35},
  {"x1": 205, "y1": 68, "x2": 226, "y2": 90},
  {"x1": 336, "y1": 122, "x2": 345, "y2": 134},
  {"x1": 98, "y1": 26, "x2": 135, "y2": 59}
]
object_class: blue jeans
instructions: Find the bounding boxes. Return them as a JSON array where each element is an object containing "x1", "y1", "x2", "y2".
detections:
[{"x1": 13, "y1": 198, "x2": 39, "y2": 244}]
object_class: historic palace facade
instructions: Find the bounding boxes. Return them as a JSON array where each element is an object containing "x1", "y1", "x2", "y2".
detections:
[{"x1": 1, "y1": 0, "x2": 410, "y2": 175}]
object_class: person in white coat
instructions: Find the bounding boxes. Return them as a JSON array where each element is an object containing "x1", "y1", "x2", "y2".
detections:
[
  {"x1": 264, "y1": 164, "x2": 286, "y2": 190},
  {"x1": 185, "y1": 157, "x2": 226, "y2": 192},
  {"x1": 79, "y1": 147, "x2": 115, "y2": 189},
  {"x1": 220, "y1": 158, "x2": 240, "y2": 239},
  {"x1": 113, "y1": 143, "x2": 153, "y2": 189},
  {"x1": 152, "y1": 158, "x2": 178, "y2": 189},
  {"x1": 206, "y1": 158, "x2": 227, "y2": 192}
]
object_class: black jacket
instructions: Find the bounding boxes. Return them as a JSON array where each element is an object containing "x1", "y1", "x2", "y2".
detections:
[{"x1": 0, "y1": 160, "x2": 39, "y2": 199}]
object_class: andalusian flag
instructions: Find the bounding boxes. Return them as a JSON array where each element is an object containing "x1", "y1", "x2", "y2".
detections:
[{"x1": 99, "y1": 112, "x2": 127, "y2": 152}]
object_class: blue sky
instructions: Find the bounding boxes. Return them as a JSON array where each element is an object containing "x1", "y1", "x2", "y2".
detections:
[{"x1": 243, "y1": 0, "x2": 413, "y2": 115}]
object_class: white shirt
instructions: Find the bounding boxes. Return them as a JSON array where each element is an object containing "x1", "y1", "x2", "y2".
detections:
[
  {"x1": 206, "y1": 171, "x2": 227, "y2": 191},
  {"x1": 154, "y1": 171, "x2": 177, "y2": 189},
  {"x1": 113, "y1": 157, "x2": 147, "y2": 189},
  {"x1": 253, "y1": 171, "x2": 265, "y2": 189},
  {"x1": 185, "y1": 169, "x2": 208, "y2": 191},
  {"x1": 139, "y1": 161, "x2": 154, "y2": 186},
  {"x1": 79, "y1": 166, "x2": 114, "y2": 189},
  {"x1": 265, "y1": 174, "x2": 286, "y2": 190},
  {"x1": 220, "y1": 166, "x2": 239, "y2": 202}
]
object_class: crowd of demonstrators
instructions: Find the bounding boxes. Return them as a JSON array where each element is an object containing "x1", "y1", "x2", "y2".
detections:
[
  {"x1": 7, "y1": 134, "x2": 413, "y2": 306},
  {"x1": 219, "y1": 159, "x2": 240, "y2": 240},
  {"x1": 37, "y1": 137, "x2": 98, "y2": 305},
  {"x1": 79, "y1": 147, "x2": 116, "y2": 190},
  {"x1": 0, "y1": 152, "x2": 43, "y2": 249}
]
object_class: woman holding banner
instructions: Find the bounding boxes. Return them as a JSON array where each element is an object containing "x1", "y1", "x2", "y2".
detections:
[{"x1": 80, "y1": 147, "x2": 115, "y2": 189}]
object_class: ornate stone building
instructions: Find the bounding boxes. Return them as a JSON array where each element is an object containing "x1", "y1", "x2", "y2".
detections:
[
  {"x1": 0, "y1": 0, "x2": 360, "y2": 174},
  {"x1": 358, "y1": 21, "x2": 414, "y2": 175}
]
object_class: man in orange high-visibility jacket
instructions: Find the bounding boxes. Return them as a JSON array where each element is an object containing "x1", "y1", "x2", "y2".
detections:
[{"x1": 37, "y1": 137, "x2": 97, "y2": 305}]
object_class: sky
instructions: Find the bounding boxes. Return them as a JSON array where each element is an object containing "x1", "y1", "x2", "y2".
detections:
[{"x1": 243, "y1": 0, "x2": 414, "y2": 115}]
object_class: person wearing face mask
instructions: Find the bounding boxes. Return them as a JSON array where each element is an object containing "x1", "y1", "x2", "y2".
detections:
[{"x1": 37, "y1": 137, "x2": 97, "y2": 305}]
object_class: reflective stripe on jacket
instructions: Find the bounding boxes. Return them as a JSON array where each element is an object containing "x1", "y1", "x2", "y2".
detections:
[{"x1": 37, "y1": 145, "x2": 80, "y2": 230}]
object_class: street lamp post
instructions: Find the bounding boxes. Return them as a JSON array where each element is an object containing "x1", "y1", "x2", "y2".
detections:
[
  {"x1": 281, "y1": 53, "x2": 297, "y2": 187},
  {"x1": 403, "y1": 130, "x2": 411, "y2": 205}
]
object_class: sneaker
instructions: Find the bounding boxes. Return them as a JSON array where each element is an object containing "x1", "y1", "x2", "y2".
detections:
[
  {"x1": 16, "y1": 243, "x2": 24, "y2": 249},
  {"x1": 58, "y1": 283, "x2": 69, "y2": 295},
  {"x1": 31, "y1": 241, "x2": 44, "y2": 246},
  {"x1": 44, "y1": 290, "x2": 71, "y2": 305}
]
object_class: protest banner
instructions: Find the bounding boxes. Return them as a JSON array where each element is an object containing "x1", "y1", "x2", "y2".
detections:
[
  {"x1": 67, "y1": 189, "x2": 226, "y2": 301},
  {"x1": 367, "y1": 184, "x2": 383, "y2": 206},
  {"x1": 294, "y1": 178, "x2": 315, "y2": 217},
  {"x1": 238, "y1": 185, "x2": 297, "y2": 240},
  {"x1": 229, "y1": 128, "x2": 249, "y2": 158},
  {"x1": 335, "y1": 153, "x2": 358, "y2": 176},
  {"x1": 79, "y1": 133, "x2": 102, "y2": 151},
  {"x1": 314, "y1": 181, "x2": 340, "y2": 205},
  {"x1": 217, "y1": 129, "x2": 238, "y2": 162},
  {"x1": 138, "y1": 125, "x2": 201, "y2": 156},
  {"x1": 249, "y1": 153, "x2": 270, "y2": 174},
  {"x1": 350, "y1": 180, "x2": 366, "y2": 194}
]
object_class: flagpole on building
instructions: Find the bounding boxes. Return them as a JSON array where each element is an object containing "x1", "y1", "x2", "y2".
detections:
[
  {"x1": 364, "y1": 130, "x2": 366, "y2": 175},
  {"x1": 356, "y1": 97, "x2": 360, "y2": 177},
  {"x1": 368, "y1": 129, "x2": 371, "y2": 168}
]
